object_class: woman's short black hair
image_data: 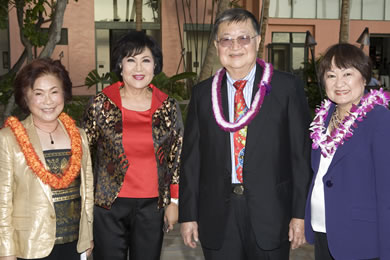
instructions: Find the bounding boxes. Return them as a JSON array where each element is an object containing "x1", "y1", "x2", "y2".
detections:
[
  {"x1": 14, "y1": 58, "x2": 72, "y2": 113},
  {"x1": 319, "y1": 43, "x2": 372, "y2": 87},
  {"x1": 111, "y1": 31, "x2": 163, "y2": 80}
]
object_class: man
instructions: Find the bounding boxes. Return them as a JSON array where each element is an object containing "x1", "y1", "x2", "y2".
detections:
[{"x1": 179, "y1": 8, "x2": 312, "y2": 260}]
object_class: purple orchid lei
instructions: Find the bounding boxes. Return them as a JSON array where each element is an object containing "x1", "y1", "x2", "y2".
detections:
[
  {"x1": 211, "y1": 58, "x2": 273, "y2": 132},
  {"x1": 310, "y1": 88, "x2": 390, "y2": 158}
]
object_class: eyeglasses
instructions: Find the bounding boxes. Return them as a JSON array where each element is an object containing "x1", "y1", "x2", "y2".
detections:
[{"x1": 216, "y1": 35, "x2": 258, "y2": 48}]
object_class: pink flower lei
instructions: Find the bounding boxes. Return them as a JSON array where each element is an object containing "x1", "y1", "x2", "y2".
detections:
[
  {"x1": 211, "y1": 58, "x2": 273, "y2": 132},
  {"x1": 310, "y1": 88, "x2": 390, "y2": 158}
]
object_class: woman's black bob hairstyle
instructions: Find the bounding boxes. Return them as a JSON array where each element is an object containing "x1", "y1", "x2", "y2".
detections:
[
  {"x1": 318, "y1": 43, "x2": 372, "y2": 87},
  {"x1": 111, "y1": 31, "x2": 163, "y2": 81}
]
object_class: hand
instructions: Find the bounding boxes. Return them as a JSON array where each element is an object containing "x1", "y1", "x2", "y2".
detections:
[
  {"x1": 0, "y1": 256, "x2": 17, "y2": 260},
  {"x1": 289, "y1": 218, "x2": 306, "y2": 249},
  {"x1": 164, "y1": 202, "x2": 179, "y2": 232},
  {"x1": 86, "y1": 240, "x2": 94, "y2": 257},
  {"x1": 180, "y1": 221, "x2": 199, "y2": 248}
]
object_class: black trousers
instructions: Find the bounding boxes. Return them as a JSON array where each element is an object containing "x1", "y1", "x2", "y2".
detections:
[
  {"x1": 17, "y1": 240, "x2": 79, "y2": 260},
  {"x1": 314, "y1": 232, "x2": 335, "y2": 260},
  {"x1": 93, "y1": 197, "x2": 164, "y2": 260},
  {"x1": 202, "y1": 192, "x2": 290, "y2": 260},
  {"x1": 314, "y1": 232, "x2": 379, "y2": 260}
]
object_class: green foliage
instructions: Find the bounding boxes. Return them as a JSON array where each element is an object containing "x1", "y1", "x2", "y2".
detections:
[
  {"x1": 85, "y1": 69, "x2": 119, "y2": 89},
  {"x1": 229, "y1": 0, "x2": 242, "y2": 8},
  {"x1": 303, "y1": 57, "x2": 325, "y2": 115},
  {"x1": 0, "y1": 73, "x2": 16, "y2": 105},
  {"x1": 152, "y1": 71, "x2": 196, "y2": 124},
  {"x1": 0, "y1": 0, "x2": 8, "y2": 29},
  {"x1": 144, "y1": 0, "x2": 158, "y2": 11},
  {"x1": 152, "y1": 71, "x2": 197, "y2": 101},
  {"x1": 22, "y1": 0, "x2": 51, "y2": 46},
  {"x1": 63, "y1": 95, "x2": 91, "y2": 126}
]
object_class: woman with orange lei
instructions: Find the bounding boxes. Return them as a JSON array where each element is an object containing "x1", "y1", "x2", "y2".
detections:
[{"x1": 0, "y1": 58, "x2": 94, "y2": 260}]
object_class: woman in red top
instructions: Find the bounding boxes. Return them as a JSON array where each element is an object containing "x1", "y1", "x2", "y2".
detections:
[{"x1": 83, "y1": 31, "x2": 183, "y2": 260}]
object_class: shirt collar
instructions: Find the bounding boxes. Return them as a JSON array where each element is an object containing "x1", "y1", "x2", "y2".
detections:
[{"x1": 226, "y1": 64, "x2": 257, "y2": 87}]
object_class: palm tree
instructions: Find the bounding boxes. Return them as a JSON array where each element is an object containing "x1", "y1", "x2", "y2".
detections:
[
  {"x1": 258, "y1": 0, "x2": 270, "y2": 59},
  {"x1": 198, "y1": 0, "x2": 231, "y2": 82},
  {"x1": 135, "y1": 0, "x2": 143, "y2": 31},
  {"x1": 339, "y1": 0, "x2": 350, "y2": 43}
]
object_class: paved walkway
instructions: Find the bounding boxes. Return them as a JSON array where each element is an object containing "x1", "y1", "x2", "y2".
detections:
[{"x1": 161, "y1": 224, "x2": 314, "y2": 260}]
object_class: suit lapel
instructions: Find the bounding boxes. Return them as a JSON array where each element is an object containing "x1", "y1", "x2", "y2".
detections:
[
  {"x1": 24, "y1": 115, "x2": 54, "y2": 207},
  {"x1": 250, "y1": 63, "x2": 262, "y2": 103},
  {"x1": 311, "y1": 103, "x2": 335, "y2": 173},
  {"x1": 220, "y1": 75, "x2": 233, "y2": 176},
  {"x1": 314, "y1": 103, "x2": 354, "y2": 175},
  {"x1": 243, "y1": 64, "x2": 270, "y2": 168}
]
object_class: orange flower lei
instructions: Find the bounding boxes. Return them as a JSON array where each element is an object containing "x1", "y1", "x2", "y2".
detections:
[{"x1": 5, "y1": 112, "x2": 82, "y2": 189}]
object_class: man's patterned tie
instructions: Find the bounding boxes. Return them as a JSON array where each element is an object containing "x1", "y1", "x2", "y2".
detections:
[{"x1": 233, "y1": 80, "x2": 248, "y2": 183}]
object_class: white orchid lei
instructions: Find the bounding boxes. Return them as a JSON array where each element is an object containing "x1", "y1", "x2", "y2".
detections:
[
  {"x1": 310, "y1": 88, "x2": 390, "y2": 157},
  {"x1": 211, "y1": 58, "x2": 273, "y2": 132}
]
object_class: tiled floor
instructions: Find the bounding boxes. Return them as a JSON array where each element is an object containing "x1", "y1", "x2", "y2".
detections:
[{"x1": 161, "y1": 224, "x2": 314, "y2": 260}]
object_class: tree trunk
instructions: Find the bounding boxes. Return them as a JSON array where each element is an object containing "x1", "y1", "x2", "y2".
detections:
[
  {"x1": 39, "y1": 0, "x2": 68, "y2": 58},
  {"x1": 339, "y1": 0, "x2": 350, "y2": 43},
  {"x1": 113, "y1": 0, "x2": 119, "y2": 20},
  {"x1": 15, "y1": 0, "x2": 33, "y2": 61},
  {"x1": 258, "y1": 0, "x2": 270, "y2": 59},
  {"x1": 136, "y1": 0, "x2": 143, "y2": 31},
  {"x1": 198, "y1": 0, "x2": 230, "y2": 82},
  {"x1": 1, "y1": 0, "x2": 69, "y2": 125}
]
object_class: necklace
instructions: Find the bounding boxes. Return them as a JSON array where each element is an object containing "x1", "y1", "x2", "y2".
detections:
[
  {"x1": 5, "y1": 113, "x2": 82, "y2": 189},
  {"x1": 34, "y1": 122, "x2": 59, "y2": 145},
  {"x1": 310, "y1": 88, "x2": 390, "y2": 158},
  {"x1": 329, "y1": 108, "x2": 349, "y2": 133},
  {"x1": 211, "y1": 58, "x2": 273, "y2": 132}
]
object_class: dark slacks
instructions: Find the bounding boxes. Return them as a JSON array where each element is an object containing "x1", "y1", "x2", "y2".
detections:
[
  {"x1": 202, "y1": 191, "x2": 290, "y2": 260},
  {"x1": 314, "y1": 232, "x2": 335, "y2": 260},
  {"x1": 93, "y1": 197, "x2": 164, "y2": 260},
  {"x1": 17, "y1": 240, "x2": 79, "y2": 260},
  {"x1": 314, "y1": 232, "x2": 379, "y2": 260}
]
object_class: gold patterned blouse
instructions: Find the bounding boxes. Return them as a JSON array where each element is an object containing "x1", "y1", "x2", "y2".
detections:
[{"x1": 43, "y1": 149, "x2": 81, "y2": 244}]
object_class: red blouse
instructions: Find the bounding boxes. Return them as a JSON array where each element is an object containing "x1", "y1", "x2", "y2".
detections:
[{"x1": 118, "y1": 107, "x2": 158, "y2": 198}]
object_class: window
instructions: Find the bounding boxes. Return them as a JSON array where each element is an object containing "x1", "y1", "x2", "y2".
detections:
[
  {"x1": 293, "y1": 0, "x2": 316, "y2": 18},
  {"x1": 268, "y1": 32, "x2": 307, "y2": 75},
  {"x1": 269, "y1": 0, "x2": 291, "y2": 18},
  {"x1": 363, "y1": 0, "x2": 385, "y2": 20},
  {"x1": 269, "y1": 0, "x2": 390, "y2": 20},
  {"x1": 94, "y1": 0, "x2": 159, "y2": 23},
  {"x1": 317, "y1": 0, "x2": 339, "y2": 19},
  {"x1": 272, "y1": 32, "x2": 290, "y2": 43},
  {"x1": 351, "y1": 0, "x2": 362, "y2": 19}
]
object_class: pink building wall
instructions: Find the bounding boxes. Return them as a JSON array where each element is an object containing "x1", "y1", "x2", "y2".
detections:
[
  {"x1": 161, "y1": 0, "x2": 215, "y2": 77},
  {"x1": 266, "y1": 18, "x2": 390, "y2": 58},
  {"x1": 8, "y1": 1, "x2": 390, "y2": 95},
  {"x1": 160, "y1": 0, "x2": 183, "y2": 77},
  {"x1": 9, "y1": 0, "x2": 96, "y2": 95}
]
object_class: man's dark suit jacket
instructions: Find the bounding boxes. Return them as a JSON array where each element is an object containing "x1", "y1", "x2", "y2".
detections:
[{"x1": 179, "y1": 64, "x2": 312, "y2": 250}]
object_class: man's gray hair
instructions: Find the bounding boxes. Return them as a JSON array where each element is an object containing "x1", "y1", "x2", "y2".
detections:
[{"x1": 212, "y1": 8, "x2": 261, "y2": 40}]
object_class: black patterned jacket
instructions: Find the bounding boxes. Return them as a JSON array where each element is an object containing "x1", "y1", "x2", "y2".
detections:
[{"x1": 83, "y1": 82, "x2": 183, "y2": 209}]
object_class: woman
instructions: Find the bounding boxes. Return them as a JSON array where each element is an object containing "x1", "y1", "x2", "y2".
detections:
[
  {"x1": 305, "y1": 43, "x2": 390, "y2": 259},
  {"x1": 83, "y1": 31, "x2": 183, "y2": 260},
  {"x1": 0, "y1": 58, "x2": 94, "y2": 260}
]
